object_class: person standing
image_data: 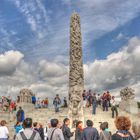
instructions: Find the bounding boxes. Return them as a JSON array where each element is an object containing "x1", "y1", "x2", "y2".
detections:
[
  {"x1": 97, "y1": 94, "x2": 101, "y2": 106},
  {"x1": 0, "y1": 120, "x2": 9, "y2": 140},
  {"x1": 106, "y1": 91, "x2": 111, "y2": 107},
  {"x1": 14, "y1": 122, "x2": 23, "y2": 134},
  {"x1": 75, "y1": 121, "x2": 83, "y2": 140},
  {"x1": 44, "y1": 120, "x2": 51, "y2": 140},
  {"x1": 63, "y1": 97, "x2": 68, "y2": 108},
  {"x1": 102, "y1": 93, "x2": 108, "y2": 112},
  {"x1": 81, "y1": 120, "x2": 99, "y2": 140},
  {"x1": 15, "y1": 118, "x2": 41, "y2": 140},
  {"x1": 112, "y1": 116, "x2": 134, "y2": 140},
  {"x1": 132, "y1": 122, "x2": 140, "y2": 140},
  {"x1": 82, "y1": 90, "x2": 87, "y2": 108},
  {"x1": 32, "y1": 95, "x2": 36, "y2": 105},
  {"x1": 48, "y1": 119, "x2": 64, "y2": 140},
  {"x1": 92, "y1": 93, "x2": 97, "y2": 115},
  {"x1": 39, "y1": 124, "x2": 45, "y2": 140},
  {"x1": 16, "y1": 107, "x2": 25, "y2": 122},
  {"x1": 53, "y1": 94, "x2": 61, "y2": 113},
  {"x1": 44, "y1": 98, "x2": 49, "y2": 108},
  {"x1": 99, "y1": 122, "x2": 111, "y2": 140},
  {"x1": 111, "y1": 96, "x2": 118, "y2": 118},
  {"x1": 62, "y1": 118, "x2": 74, "y2": 140}
]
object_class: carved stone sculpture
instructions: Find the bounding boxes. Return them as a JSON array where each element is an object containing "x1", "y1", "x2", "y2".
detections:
[
  {"x1": 68, "y1": 12, "x2": 84, "y2": 128},
  {"x1": 120, "y1": 87, "x2": 135, "y2": 100},
  {"x1": 19, "y1": 89, "x2": 33, "y2": 103},
  {"x1": 119, "y1": 87, "x2": 138, "y2": 114}
]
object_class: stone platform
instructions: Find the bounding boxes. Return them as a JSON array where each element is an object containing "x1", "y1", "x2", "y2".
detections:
[{"x1": 3, "y1": 106, "x2": 140, "y2": 140}]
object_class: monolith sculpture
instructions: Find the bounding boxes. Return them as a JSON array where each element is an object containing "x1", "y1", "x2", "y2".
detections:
[
  {"x1": 68, "y1": 12, "x2": 84, "y2": 128},
  {"x1": 119, "y1": 87, "x2": 138, "y2": 114}
]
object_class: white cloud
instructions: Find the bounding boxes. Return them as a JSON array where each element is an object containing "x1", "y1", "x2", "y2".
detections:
[
  {"x1": 0, "y1": 51, "x2": 24, "y2": 75},
  {"x1": 38, "y1": 60, "x2": 68, "y2": 78},
  {"x1": 84, "y1": 37, "x2": 140, "y2": 100},
  {"x1": 1, "y1": 37, "x2": 140, "y2": 101}
]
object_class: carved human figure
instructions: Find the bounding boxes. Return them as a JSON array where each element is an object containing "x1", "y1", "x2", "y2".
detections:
[{"x1": 19, "y1": 89, "x2": 33, "y2": 103}]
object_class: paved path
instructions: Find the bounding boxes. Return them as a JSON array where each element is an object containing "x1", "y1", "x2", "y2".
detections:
[{"x1": 4, "y1": 106, "x2": 140, "y2": 140}]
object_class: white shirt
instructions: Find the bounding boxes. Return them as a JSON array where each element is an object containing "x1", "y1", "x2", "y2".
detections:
[
  {"x1": 0, "y1": 126, "x2": 9, "y2": 138},
  {"x1": 44, "y1": 127, "x2": 48, "y2": 140},
  {"x1": 111, "y1": 99, "x2": 117, "y2": 106}
]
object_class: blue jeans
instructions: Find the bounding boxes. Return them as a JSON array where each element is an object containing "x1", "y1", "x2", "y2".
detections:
[
  {"x1": 54, "y1": 105, "x2": 59, "y2": 112},
  {"x1": 92, "y1": 103, "x2": 96, "y2": 114}
]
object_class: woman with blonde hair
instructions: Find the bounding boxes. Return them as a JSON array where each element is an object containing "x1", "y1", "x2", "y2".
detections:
[{"x1": 132, "y1": 122, "x2": 140, "y2": 140}]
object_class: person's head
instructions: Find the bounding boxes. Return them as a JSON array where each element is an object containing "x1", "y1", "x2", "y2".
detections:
[
  {"x1": 19, "y1": 106, "x2": 22, "y2": 110},
  {"x1": 132, "y1": 122, "x2": 140, "y2": 139},
  {"x1": 104, "y1": 122, "x2": 109, "y2": 129},
  {"x1": 100, "y1": 123, "x2": 106, "y2": 131},
  {"x1": 76, "y1": 121, "x2": 82, "y2": 128},
  {"x1": 63, "y1": 118, "x2": 70, "y2": 126},
  {"x1": 112, "y1": 96, "x2": 115, "y2": 100},
  {"x1": 0, "y1": 120, "x2": 7, "y2": 126},
  {"x1": 86, "y1": 120, "x2": 93, "y2": 127},
  {"x1": 16, "y1": 121, "x2": 21, "y2": 126},
  {"x1": 115, "y1": 116, "x2": 131, "y2": 131},
  {"x1": 58, "y1": 122, "x2": 62, "y2": 129},
  {"x1": 23, "y1": 118, "x2": 32, "y2": 128},
  {"x1": 51, "y1": 119, "x2": 59, "y2": 128},
  {"x1": 33, "y1": 122, "x2": 39, "y2": 128},
  {"x1": 39, "y1": 123, "x2": 43, "y2": 128}
]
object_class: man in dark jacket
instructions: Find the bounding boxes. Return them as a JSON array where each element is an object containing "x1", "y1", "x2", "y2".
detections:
[
  {"x1": 81, "y1": 120, "x2": 99, "y2": 140},
  {"x1": 16, "y1": 106, "x2": 24, "y2": 122},
  {"x1": 62, "y1": 118, "x2": 74, "y2": 140}
]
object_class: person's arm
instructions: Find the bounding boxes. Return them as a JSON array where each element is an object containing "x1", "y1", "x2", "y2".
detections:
[
  {"x1": 99, "y1": 132, "x2": 103, "y2": 140},
  {"x1": 81, "y1": 131, "x2": 85, "y2": 140},
  {"x1": 94, "y1": 129, "x2": 99, "y2": 140},
  {"x1": 5, "y1": 126, "x2": 9, "y2": 137},
  {"x1": 59, "y1": 130, "x2": 65, "y2": 140},
  {"x1": 66, "y1": 127, "x2": 74, "y2": 138}
]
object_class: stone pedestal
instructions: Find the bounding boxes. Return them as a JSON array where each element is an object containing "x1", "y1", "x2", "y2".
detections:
[
  {"x1": 119, "y1": 87, "x2": 138, "y2": 114},
  {"x1": 119, "y1": 100, "x2": 138, "y2": 114}
]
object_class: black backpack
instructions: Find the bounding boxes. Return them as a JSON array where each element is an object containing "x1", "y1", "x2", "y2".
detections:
[{"x1": 20, "y1": 131, "x2": 36, "y2": 140}]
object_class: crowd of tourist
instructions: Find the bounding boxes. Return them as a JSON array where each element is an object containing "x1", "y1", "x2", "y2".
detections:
[
  {"x1": 0, "y1": 96, "x2": 17, "y2": 113},
  {"x1": 82, "y1": 90, "x2": 118, "y2": 118},
  {"x1": 0, "y1": 116, "x2": 140, "y2": 140},
  {"x1": 0, "y1": 90, "x2": 139, "y2": 140},
  {"x1": 31, "y1": 94, "x2": 68, "y2": 112},
  {"x1": 0, "y1": 89, "x2": 119, "y2": 121}
]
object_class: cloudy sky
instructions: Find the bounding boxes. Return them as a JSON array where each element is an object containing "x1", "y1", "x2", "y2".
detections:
[{"x1": 0, "y1": 0, "x2": 140, "y2": 100}]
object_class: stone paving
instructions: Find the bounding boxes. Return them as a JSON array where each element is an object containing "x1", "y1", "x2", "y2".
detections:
[{"x1": 3, "y1": 106, "x2": 140, "y2": 140}]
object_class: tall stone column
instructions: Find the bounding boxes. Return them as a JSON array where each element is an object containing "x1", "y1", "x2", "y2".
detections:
[{"x1": 68, "y1": 12, "x2": 84, "y2": 128}]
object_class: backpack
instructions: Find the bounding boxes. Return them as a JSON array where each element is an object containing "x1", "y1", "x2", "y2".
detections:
[{"x1": 20, "y1": 131, "x2": 36, "y2": 140}]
